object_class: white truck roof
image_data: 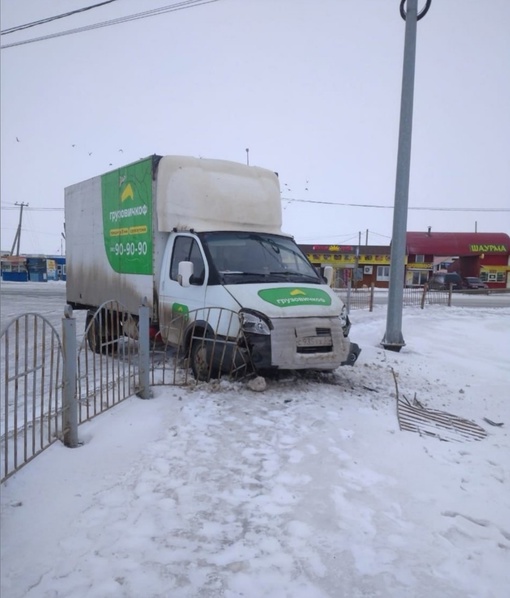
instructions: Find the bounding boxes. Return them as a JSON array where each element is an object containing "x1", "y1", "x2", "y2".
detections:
[{"x1": 155, "y1": 156, "x2": 284, "y2": 235}]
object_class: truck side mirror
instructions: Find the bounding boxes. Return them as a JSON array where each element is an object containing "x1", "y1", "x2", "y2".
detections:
[
  {"x1": 178, "y1": 261, "x2": 193, "y2": 287},
  {"x1": 323, "y1": 265, "x2": 334, "y2": 287}
]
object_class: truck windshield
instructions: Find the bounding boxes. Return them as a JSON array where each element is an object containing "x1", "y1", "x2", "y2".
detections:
[{"x1": 201, "y1": 231, "x2": 322, "y2": 285}]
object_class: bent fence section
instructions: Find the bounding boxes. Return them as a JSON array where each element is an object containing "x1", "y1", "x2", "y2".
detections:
[
  {"x1": 150, "y1": 307, "x2": 250, "y2": 387},
  {"x1": 0, "y1": 302, "x2": 247, "y2": 482}
]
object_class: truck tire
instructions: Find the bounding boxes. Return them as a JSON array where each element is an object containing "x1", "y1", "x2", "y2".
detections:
[
  {"x1": 86, "y1": 313, "x2": 101, "y2": 353},
  {"x1": 190, "y1": 337, "x2": 215, "y2": 381},
  {"x1": 86, "y1": 310, "x2": 119, "y2": 355}
]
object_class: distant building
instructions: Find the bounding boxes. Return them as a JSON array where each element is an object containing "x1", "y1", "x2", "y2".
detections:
[
  {"x1": 300, "y1": 231, "x2": 510, "y2": 289},
  {"x1": 0, "y1": 255, "x2": 66, "y2": 282},
  {"x1": 406, "y1": 231, "x2": 510, "y2": 288},
  {"x1": 299, "y1": 243, "x2": 392, "y2": 288},
  {"x1": 0, "y1": 255, "x2": 28, "y2": 282},
  {"x1": 45, "y1": 256, "x2": 67, "y2": 281}
]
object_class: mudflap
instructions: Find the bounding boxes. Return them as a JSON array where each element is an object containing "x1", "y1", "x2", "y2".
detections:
[{"x1": 341, "y1": 342, "x2": 361, "y2": 366}]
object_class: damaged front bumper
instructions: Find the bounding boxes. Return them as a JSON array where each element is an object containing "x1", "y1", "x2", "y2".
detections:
[{"x1": 341, "y1": 342, "x2": 361, "y2": 366}]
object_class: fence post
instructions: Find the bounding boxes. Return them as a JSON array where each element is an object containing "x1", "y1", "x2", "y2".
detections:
[
  {"x1": 137, "y1": 298, "x2": 151, "y2": 399},
  {"x1": 421, "y1": 284, "x2": 427, "y2": 309},
  {"x1": 369, "y1": 284, "x2": 375, "y2": 312},
  {"x1": 346, "y1": 280, "x2": 352, "y2": 314},
  {"x1": 448, "y1": 284, "x2": 453, "y2": 307},
  {"x1": 62, "y1": 305, "x2": 79, "y2": 448}
]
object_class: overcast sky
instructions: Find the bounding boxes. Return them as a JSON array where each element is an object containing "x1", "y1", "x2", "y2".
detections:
[{"x1": 1, "y1": 0, "x2": 509, "y2": 255}]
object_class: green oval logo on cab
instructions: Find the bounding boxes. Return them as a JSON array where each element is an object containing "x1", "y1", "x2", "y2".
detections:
[{"x1": 258, "y1": 287, "x2": 332, "y2": 307}]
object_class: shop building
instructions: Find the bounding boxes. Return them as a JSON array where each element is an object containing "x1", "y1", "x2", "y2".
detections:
[
  {"x1": 299, "y1": 244, "x2": 392, "y2": 288},
  {"x1": 406, "y1": 231, "x2": 510, "y2": 289},
  {"x1": 0, "y1": 255, "x2": 66, "y2": 282},
  {"x1": 300, "y1": 231, "x2": 510, "y2": 289}
]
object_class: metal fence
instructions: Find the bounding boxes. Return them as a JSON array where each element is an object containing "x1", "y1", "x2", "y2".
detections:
[
  {"x1": 1, "y1": 314, "x2": 64, "y2": 482},
  {"x1": 76, "y1": 301, "x2": 142, "y2": 424},
  {"x1": 150, "y1": 307, "x2": 251, "y2": 386},
  {"x1": 335, "y1": 284, "x2": 451, "y2": 311},
  {"x1": 1, "y1": 287, "x2": 455, "y2": 482},
  {"x1": 335, "y1": 286, "x2": 375, "y2": 311},
  {"x1": 1, "y1": 301, "x2": 250, "y2": 481},
  {"x1": 0, "y1": 301, "x2": 147, "y2": 482}
]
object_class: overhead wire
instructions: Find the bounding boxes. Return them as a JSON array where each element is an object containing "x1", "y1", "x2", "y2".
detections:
[
  {"x1": 2, "y1": 201, "x2": 507, "y2": 213},
  {"x1": 1, "y1": 0, "x2": 221, "y2": 49},
  {"x1": 281, "y1": 197, "x2": 510, "y2": 212},
  {"x1": 1, "y1": 1, "x2": 120, "y2": 35},
  {"x1": 1, "y1": 206, "x2": 63, "y2": 212}
]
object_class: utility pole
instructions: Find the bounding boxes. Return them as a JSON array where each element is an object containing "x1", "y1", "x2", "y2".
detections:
[
  {"x1": 382, "y1": 0, "x2": 431, "y2": 352},
  {"x1": 354, "y1": 231, "x2": 361, "y2": 289},
  {"x1": 10, "y1": 201, "x2": 29, "y2": 256}
]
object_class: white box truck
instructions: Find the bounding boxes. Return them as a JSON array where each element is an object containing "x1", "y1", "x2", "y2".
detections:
[{"x1": 65, "y1": 155, "x2": 360, "y2": 378}]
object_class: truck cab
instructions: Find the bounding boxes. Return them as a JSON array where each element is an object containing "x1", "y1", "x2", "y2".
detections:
[{"x1": 158, "y1": 230, "x2": 358, "y2": 379}]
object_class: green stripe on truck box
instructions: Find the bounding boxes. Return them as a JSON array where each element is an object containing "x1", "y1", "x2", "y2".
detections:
[{"x1": 101, "y1": 158, "x2": 153, "y2": 275}]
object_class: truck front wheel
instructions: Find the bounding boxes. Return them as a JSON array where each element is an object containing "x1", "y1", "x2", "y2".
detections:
[{"x1": 190, "y1": 338, "x2": 216, "y2": 381}]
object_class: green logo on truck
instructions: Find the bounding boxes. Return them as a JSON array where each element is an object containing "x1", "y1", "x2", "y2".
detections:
[
  {"x1": 258, "y1": 287, "x2": 332, "y2": 307},
  {"x1": 102, "y1": 158, "x2": 153, "y2": 274}
]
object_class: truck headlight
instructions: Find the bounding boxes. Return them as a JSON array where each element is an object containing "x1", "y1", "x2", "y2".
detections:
[
  {"x1": 240, "y1": 310, "x2": 272, "y2": 335},
  {"x1": 340, "y1": 305, "x2": 351, "y2": 337}
]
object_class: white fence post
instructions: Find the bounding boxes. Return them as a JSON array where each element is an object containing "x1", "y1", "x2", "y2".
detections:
[
  {"x1": 346, "y1": 280, "x2": 352, "y2": 314},
  {"x1": 137, "y1": 298, "x2": 151, "y2": 400},
  {"x1": 62, "y1": 305, "x2": 79, "y2": 448}
]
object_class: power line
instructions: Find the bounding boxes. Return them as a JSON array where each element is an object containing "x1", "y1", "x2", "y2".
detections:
[
  {"x1": 2, "y1": 201, "x2": 507, "y2": 213},
  {"x1": 1, "y1": 1, "x2": 119, "y2": 35},
  {"x1": 1, "y1": 206, "x2": 63, "y2": 212},
  {"x1": 281, "y1": 197, "x2": 510, "y2": 212},
  {"x1": 1, "y1": 0, "x2": 221, "y2": 49}
]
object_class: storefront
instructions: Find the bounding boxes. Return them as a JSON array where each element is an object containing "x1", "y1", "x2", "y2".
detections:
[
  {"x1": 0, "y1": 256, "x2": 28, "y2": 282},
  {"x1": 1, "y1": 255, "x2": 66, "y2": 282},
  {"x1": 300, "y1": 231, "x2": 510, "y2": 289},
  {"x1": 406, "y1": 232, "x2": 510, "y2": 289},
  {"x1": 299, "y1": 244, "x2": 392, "y2": 288}
]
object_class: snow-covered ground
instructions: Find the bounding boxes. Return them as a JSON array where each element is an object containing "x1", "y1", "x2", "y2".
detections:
[{"x1": 1, "y1": 287, "x2": 509, "y2": 597}]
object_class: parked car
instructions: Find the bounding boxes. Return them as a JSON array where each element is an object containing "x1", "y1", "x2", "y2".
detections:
[
  {"x1": 463, "y1": 276, "x2": 489, "y2": 289},
  {"x1": 427, "y1": 272, "x2": 464, "y2": 290}
]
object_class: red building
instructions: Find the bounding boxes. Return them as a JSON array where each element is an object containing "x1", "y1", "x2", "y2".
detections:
[{"x1": 406, "y1": 231, "x2": 510, "y2": 289}]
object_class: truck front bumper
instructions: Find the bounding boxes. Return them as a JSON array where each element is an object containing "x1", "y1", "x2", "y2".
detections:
[
  {"x1": 340, "y1": 342, "x2": 361, "y2": 366},
  {"x1": 244, "y1": 317, "x2": 360, "y2": 372}
]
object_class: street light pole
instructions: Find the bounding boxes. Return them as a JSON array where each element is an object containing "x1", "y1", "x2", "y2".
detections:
[{"x1": 382, "y1": 0, "x2": 431, "y2": 351}]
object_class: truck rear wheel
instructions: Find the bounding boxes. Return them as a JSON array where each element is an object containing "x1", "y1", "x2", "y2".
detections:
[
  {"x1": 86, "y1": 310, "x2": 119, "y2": 355},
  {"x1": 86, "y1": 313, "x2": 101, "y2": 353}
]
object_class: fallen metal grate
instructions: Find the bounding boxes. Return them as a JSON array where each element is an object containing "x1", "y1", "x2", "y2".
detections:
[
  {"x1": 397, "y1": 396, "x2": 487, "y2": 442},
  {"x1": 391, "y1": 368, "x2": 486, "y2": 443}
]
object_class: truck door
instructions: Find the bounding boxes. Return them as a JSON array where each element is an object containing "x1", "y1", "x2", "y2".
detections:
[{"x1": 159, "y1": 234, "x2": 208, "y2": 345}]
